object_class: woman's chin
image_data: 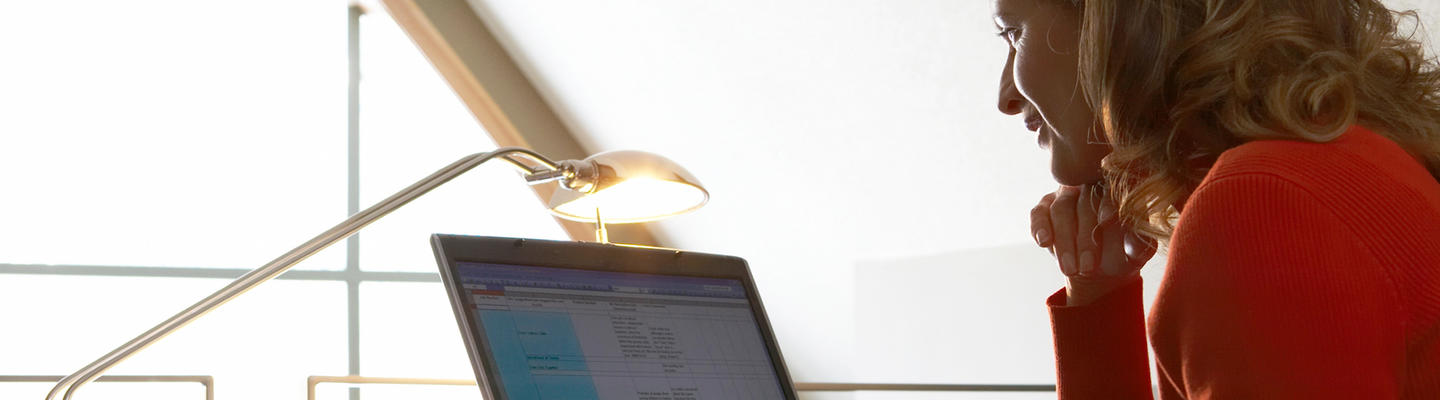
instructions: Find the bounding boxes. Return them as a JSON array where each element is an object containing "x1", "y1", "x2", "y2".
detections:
[{"x1": 1050, "y1": 165, "x2": 1103, "y2": 187}]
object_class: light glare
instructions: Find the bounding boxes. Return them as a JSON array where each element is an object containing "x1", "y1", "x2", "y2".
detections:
[{"x1": 552, "y1": 178, "x2": 708, "y2": 223}]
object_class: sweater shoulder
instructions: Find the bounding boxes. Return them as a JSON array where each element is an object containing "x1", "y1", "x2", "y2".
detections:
[
  {"x1": 1181, "y1": 125, "x2": 1440, "y2": 273},
  {"x1": 1199, "y1": 126, "x2": 1440, "y2": 206},
  {"x1": 1209, "y1": 126, "x2": 1434, "y2": 188}
]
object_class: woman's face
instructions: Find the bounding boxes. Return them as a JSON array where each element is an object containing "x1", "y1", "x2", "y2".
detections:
[{"x1": 994, "y1": 0, "x2": 1110, "y2": 186}]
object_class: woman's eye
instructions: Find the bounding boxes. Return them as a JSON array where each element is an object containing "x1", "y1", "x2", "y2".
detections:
[{"x1": 996, "y1": 28, "x2": 1021, "y2": 44}]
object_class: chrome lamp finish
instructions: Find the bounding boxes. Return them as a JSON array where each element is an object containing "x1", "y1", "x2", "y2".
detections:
[
  {"x1": 44, "y1": 147, "x2": 606, "y2": 400},
  {"x1": 548, "y1": 150, "x2": 709, "y2": 223}
]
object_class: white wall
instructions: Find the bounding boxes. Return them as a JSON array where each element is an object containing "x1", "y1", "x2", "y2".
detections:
[
  {"x1": 466, "y1": 1, "x2": 1051, "y2": 386},
  {"x1": 854, "y1": 245, "x2": 1167, "y2": 385}
]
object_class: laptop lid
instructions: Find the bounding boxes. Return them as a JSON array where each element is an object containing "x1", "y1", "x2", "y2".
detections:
[{"x1": 431, "y1": 234, "x2": 799, "y2": 400}]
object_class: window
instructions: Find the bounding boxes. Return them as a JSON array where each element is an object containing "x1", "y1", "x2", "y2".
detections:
[{"x1": 0, "y1": 1, "x2": 567, "y2": 398}]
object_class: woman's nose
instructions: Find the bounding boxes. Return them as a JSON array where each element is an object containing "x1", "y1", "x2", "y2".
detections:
[{"x1": 997, "y1": 57, "x2": 1025, "y2": 115}]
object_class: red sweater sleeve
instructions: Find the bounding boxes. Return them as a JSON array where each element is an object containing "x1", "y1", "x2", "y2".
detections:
[
  {"x1": 1149, "y1": 173, "x2": 1406, "y2": 398},
  {"x1": 1048, "y1": 279, "x2": 1155, "y2": 399}
]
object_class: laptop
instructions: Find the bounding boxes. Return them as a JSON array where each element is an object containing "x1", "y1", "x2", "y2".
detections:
[{"x1": 431, "y1": 234, "x2": 799, "y2": 400}]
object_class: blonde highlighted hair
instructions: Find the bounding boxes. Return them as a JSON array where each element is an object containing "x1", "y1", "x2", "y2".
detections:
[{"x1": 1068, "y1": 0, "x2": 1440, "y2": 240}]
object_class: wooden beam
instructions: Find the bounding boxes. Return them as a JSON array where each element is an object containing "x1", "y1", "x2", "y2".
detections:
[{"x1": 381, "y1": 0, "x2": 661, "y2": 246}]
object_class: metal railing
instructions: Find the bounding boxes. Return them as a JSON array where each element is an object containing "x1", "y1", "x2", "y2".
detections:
[
  {"x1": 1, "y1": 375, "x2": 213, "y2": 400},
  {"x1": 307, "y1": 376, "x2": 474, "y2": 400}
]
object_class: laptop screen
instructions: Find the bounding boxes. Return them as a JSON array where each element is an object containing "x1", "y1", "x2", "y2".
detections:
[{"x1": 455, "y1": 261, "x2": 788, "y2": 400}]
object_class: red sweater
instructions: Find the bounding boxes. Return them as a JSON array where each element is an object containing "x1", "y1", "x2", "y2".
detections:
[{"x1": 1047, "y1": 125, "x2": 1440, "y2": 399}]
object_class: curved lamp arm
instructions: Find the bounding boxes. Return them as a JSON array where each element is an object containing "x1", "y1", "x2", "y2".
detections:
[{"x1": 46, "y1": 147, "x2": 560, "y2": 400}]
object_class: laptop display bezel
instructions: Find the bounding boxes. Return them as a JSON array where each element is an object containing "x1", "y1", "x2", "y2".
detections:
[{"x1": 431, "y1": 234, "x2": 799, "y2": 400}]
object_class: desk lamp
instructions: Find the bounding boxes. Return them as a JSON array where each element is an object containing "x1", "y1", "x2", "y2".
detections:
[{"x1": 45, "y1": 147, "x2": 708, "y2": 400}]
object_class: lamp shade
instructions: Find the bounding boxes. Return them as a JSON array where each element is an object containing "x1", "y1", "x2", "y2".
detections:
[{"x1": 548, "y1": 150, "x2": 708, "y2": 223}]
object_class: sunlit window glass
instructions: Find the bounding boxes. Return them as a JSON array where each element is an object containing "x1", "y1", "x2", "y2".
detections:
[{"x1": 355, "y1": 1, "x2": 568, "y2": 273}]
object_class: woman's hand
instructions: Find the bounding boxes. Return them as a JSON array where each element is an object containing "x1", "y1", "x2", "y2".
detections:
[{"x1": 1031, "y1": 184, "x2": 1158, "y2": 306}]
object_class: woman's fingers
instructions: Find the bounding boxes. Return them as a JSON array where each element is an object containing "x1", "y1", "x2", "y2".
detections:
[
  {"x1": 1045, "y1": 184, "x2": 1149, "y2": 279},
  {"x1": 1030, "y1": 192, "x2": 1058, "y2": 247},
  {"x1": 1125, "y1": 231, "x2": 1159, "y2": 269},
  {"x1": 1073, "y1": 185, "x2": 1101, "y2": 276},
  {"x1": 1097, "y1": 216, "x2": 1129, "y2": 276},
  {"x1": 1049, "y1": 186, "x2": 1080, "y2": 276}
]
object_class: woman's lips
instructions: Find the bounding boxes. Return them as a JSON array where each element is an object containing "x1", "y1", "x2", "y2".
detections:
[
  {"x1": 1024, "y1": 116, "x2": 1048, "y2": 149},
  {"x1": 1025, "y1": 117, "x2": 1043, "y2": 132}
]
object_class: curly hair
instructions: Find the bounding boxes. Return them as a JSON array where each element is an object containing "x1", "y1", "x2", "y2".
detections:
[{"x1": 1067, "y1": 0, "x2": 1440, "y2": 241}]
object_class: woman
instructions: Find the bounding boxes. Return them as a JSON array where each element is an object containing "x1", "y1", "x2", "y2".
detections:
[{"x1": 994, "y1": 0, "x2": 1440, "y2": 398}]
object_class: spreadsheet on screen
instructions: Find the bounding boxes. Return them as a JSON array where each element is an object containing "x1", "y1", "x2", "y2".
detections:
[{"x1": 457, "y1": 262, "x2": 787, "y2": 400}]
